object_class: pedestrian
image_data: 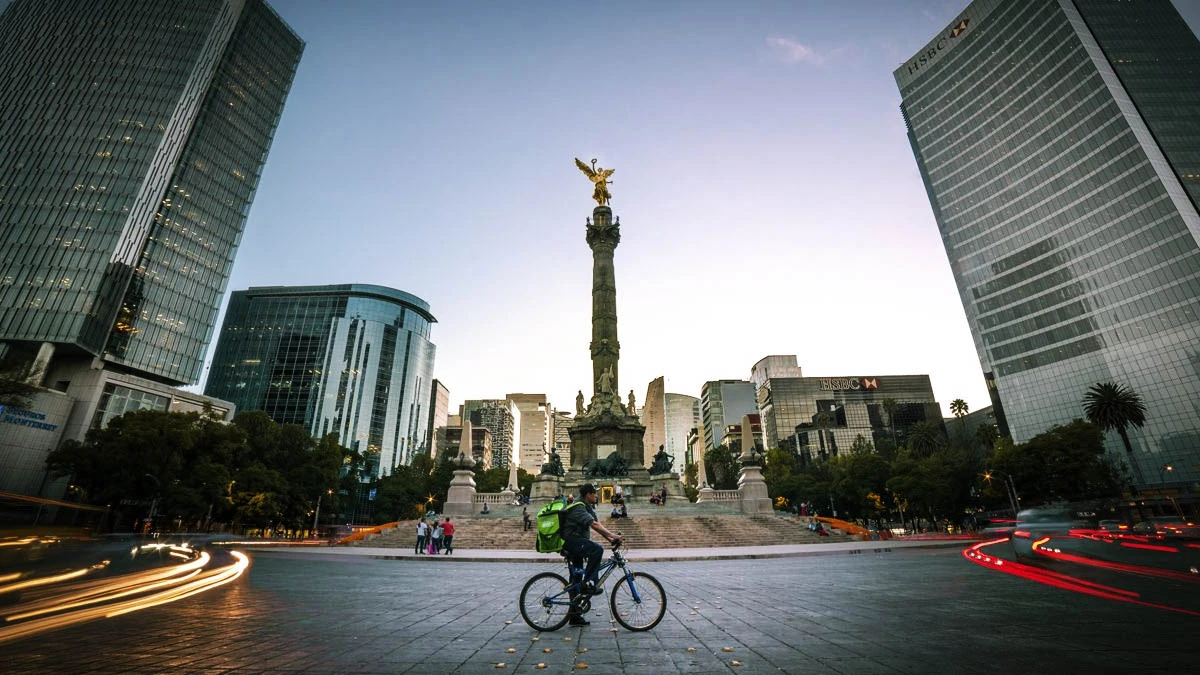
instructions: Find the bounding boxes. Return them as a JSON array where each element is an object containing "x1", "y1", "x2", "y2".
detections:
[
  {"x1": 415, "y1": 519, "x2": 428, "y2": 554},
  {"x1": 442, "y1": 517, "x2": 455, "y2": 554},
  {"x1": 522, "y1": 506, "x2": 531, "y2": 532},
  {"x1": 427, "y1": 521, "x2": 438, "y2": 554},
  {"x1": 432, "y1": 520, "x2": 444, "y2": 554}
]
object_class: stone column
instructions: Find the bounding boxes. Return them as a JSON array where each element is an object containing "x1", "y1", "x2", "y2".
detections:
[{"x1": 586, "y1": 206, "x2": 621, "y2": 403}]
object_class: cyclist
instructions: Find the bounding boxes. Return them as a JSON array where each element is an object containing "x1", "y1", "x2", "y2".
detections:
[{"x1": 561, "y1": 483, "x2": 623, "y2": 626}]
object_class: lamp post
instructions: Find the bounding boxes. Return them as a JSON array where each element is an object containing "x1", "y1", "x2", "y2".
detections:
[
  {"x1": 1158, "y1": 464, "x2": 1174, "y2": 486},
  {"x1": 312, "y1": 489, "x2": 332, "y2": 536},
  {"x1": 983, "y1": 470, "x2": 1020, "y2": 515}
]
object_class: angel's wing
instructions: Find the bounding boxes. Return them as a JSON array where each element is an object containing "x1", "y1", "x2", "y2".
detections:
[
  {"x1": 597, "y1": 168, "x2": 614, "y2": 180},
  {"x1": 575, "y1": 157, "x2": 596, "y2": 179}
]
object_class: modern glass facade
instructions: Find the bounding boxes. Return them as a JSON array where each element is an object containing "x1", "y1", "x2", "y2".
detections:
[
  {"x1": 699, "y1": 380, "x2": 756, "y2": 454},
  {"x1": 897, "y1": 0, "x2": 1200, "y2": 488},
  {"x1": 759, "y1": 375, "x2": 941, "y2": 458},
  {"x1": 204, "y1": 284, "x2": 437, "y2": 477},
  {"x1": 0, "y1": 0, "x2": 302, "y2": 385}
]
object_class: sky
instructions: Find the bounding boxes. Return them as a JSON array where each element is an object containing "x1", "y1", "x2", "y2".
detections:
[{"x1": 197, "y1": 0, "x2": 1200, "y2": 420}]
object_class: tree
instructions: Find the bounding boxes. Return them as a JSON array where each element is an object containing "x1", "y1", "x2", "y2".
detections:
[
  {"x1": 906, "y1": 421, "x2": 946, "y2": 458},
  {"x1": 950, "y1": 398, "x2": 969, "y2": 436},
  {"x1": 1082, "y1": 382, "x2": 1148, "y2": 486},
  {"x1": 682, "y1": 461, "x2": 699, "y2": 502},
  {"x1": 703, "y1": 445, "x2": 739, "y2": 490}
]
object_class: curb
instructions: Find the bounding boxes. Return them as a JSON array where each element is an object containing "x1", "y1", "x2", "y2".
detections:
[{"x1": 239, "y1": 539, "x2": 971, "y2": 563}]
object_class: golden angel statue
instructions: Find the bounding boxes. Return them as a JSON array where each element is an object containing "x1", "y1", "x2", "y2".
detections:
[{"x1": 575, "y1": 157, "x2": 614, "y2": 206}]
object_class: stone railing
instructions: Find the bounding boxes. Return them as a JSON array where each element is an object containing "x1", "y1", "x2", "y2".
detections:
[
  {"x1": 473, "y1": 492, "x2": 518, "y2": 506},
  {"x1": 698, "y1": 489, "x2": 740, "y2": 503}
]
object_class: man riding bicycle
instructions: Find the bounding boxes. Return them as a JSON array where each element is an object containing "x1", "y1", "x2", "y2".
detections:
[{"x1": 561, "y1": 483, "x2": 622, "y2": 626}]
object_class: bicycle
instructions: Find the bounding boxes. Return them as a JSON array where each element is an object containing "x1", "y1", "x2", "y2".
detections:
[{"x1": 519, "y1": 540, "x2": 666, "y2": 632}]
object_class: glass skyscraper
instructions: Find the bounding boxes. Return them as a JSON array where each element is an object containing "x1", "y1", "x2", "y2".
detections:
[
  {"x1": 0, "y1": 0, "x2": 303, "y2": 385},
  {"x1": 204, "y1": 284, "x2": 437, "y2": 477},
  {"x1": 0, "y1": 0, "x2": 300, "y2": 496},
  {"x1": 897, "y1": 0, "x2": 1200, "y2": 488}
]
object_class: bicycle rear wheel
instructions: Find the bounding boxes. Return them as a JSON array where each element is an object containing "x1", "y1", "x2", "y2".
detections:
[
  {"x1": 609, "y1": 571, "x2": 666, "y2": 631},
  {"x1": 519, "y1": 572, "x2": 572, "y2": 631}
]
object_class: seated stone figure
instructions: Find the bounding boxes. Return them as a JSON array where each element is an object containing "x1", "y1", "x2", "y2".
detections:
[
  {"x1": 649, "y1": 444, "x2": 674, "y2": 475},
  {"x1": 540, "y1": 448, "x2": 565, "y2": 477}
]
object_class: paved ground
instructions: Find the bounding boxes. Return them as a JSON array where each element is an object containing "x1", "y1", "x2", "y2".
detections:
[{"x1": 5, "y1": 541, "x2": 1198, "y2": 674}]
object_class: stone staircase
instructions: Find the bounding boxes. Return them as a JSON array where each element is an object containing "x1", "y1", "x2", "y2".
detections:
[{"x1": 357, "y1": 512, "x2": 855, "y2": 550}]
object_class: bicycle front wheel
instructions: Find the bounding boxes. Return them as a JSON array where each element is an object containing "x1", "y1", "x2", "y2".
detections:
[
  {"x1": 609, "y1": 571, "x2": 666, "y2": 631},
  {"x1": 519, "y1": 572, "x2": 571, "y2": 632}
]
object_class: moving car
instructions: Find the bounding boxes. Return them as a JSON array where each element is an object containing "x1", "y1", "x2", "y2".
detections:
[
  {"x1": 1010, "y1": 507, "x2": 1097, "y2": 559},
  {"x1": 1130, "y1": 515, "x2": 1200, "y2": 539}
]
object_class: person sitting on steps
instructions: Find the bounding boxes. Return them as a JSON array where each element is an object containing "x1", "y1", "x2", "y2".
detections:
[{"x1": 560, "y1": 483, "x2": 622, "y2": 627}]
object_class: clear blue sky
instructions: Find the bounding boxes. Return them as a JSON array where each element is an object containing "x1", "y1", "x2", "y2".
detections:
[{"x1": 193, "y1": 0, "x2": 1197, "y2": 417}]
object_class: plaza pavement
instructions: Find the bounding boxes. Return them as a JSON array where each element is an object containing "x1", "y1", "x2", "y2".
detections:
[{"x1": 6, "y1": 538, "x2": 1197, "y2": 674}]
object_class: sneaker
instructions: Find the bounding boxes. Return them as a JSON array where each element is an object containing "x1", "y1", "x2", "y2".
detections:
[
  {"x1": 582, "y1": 582, "x2": 603, "y2": 596},
  {"x1": 568, "y1": 617, "x2": 590, "y2": 626}
]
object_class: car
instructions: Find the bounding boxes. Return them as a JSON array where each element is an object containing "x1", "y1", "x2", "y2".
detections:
[
  {"x1": 1010, "y1": 507, "x2": 1098, "y2": 559},
  {"x1": 1130, "y1": 515, "x2": 1200, "y2": 539},
  {"x1": 1098, "y1": 519, "x2": 1127, "y2": 532}
]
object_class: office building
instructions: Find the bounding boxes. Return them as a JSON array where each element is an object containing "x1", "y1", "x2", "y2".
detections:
[
  {"x1": 640, "y1": 376, "x2": 665, "y2": 466},
  {"x1": 551, "y1": 409, "x2": 574, "y2": 468},
  {"x1": 897, "y1": 0, "x2": 1200, "y2": 487},
  {"x1": 663, "y1": 393, "x2": 699, "y2": 475},
  {"x1": 204, "y1": 284, "x2": 436, "y2": 477},
  {"x1": 507, "y1": 393, "x2": 550, "y2": 473},
  {"x1": 425, "y1": 379, "x2": 449, "y2": 458},
  {"x1": 699, "y1": 380, "x2": 756, "y2": 454},
  {"x1": 758, "y1": 371, "x2": 941, "y2": 458},
  {"x1": 0, "y1": 0, "x2": 301, "y2": 495},
  {"x1": 461, "y1": 399, "x2": 517, "y2": 469}
]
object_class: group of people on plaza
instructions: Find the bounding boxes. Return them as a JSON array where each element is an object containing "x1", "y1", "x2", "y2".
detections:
[
  {"x1": 414, "y1": 516, "x2": 455, "y2": 554},
  {"x1": 647, "y1": 485, "x2": 668, "y2": 506}
]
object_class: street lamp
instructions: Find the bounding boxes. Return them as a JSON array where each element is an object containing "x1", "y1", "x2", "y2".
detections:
[
  {"x1": 1158, "y1": 464, "x2": 1174, "y2": 485},
  {"x1": 983, "y1": 470, "x2": 1021, "y2": 515},
  {"x1": 312, "y1": 489, "x2": 332, "y2": 536}
]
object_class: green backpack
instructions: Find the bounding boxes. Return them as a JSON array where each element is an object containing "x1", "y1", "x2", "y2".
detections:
[{"x1": 535, "y1": 499, "x2": 584, "y2": 553}]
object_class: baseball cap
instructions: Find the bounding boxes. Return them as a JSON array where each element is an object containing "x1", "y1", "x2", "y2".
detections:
[{"x1": 579, "y1": 483, "x2": 598, "y2": 496}]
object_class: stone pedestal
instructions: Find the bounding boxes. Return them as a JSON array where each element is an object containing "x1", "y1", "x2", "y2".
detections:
[
  {"x1": 568, "y1": 394, "x2": 646, "y2": 471},
  {"x1": 648, "y1": 473, "x2": 684, "y2": 497},
  {"x1": 530, "y1": 474, "x2": 564, "y2": 505},
  {"x1": 737, "y1": 464, "x2": 773, "y2": 514},
  {"x1": 443, "y1": 468, "x2": 478, "y2": 517},
  {"x1": 696, "y1": 485, "x2": 716, "y2": 503}
]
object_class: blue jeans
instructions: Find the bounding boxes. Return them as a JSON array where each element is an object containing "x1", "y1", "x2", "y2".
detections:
[{"x1": 562, "y1": 537, "x2": 603, "y2": 584}]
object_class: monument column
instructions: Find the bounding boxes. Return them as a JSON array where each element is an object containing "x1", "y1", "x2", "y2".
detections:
[
  {"x1": 587, "y1": 205, "x2": 620, "y2": 397},
  {"x1": 567, "y1": 158, "x2": 647, "y2": 491}
]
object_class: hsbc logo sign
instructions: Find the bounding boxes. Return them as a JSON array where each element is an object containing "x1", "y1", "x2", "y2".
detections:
[{"x1": 819, "y1": 378, "x2": 880, "y2": 391}]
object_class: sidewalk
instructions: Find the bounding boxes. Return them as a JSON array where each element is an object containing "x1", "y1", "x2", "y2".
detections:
[{"x1": 236, "y1": 537, "x2": 971, "y2": 562}]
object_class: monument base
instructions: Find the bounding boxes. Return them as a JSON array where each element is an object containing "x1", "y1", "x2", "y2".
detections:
[
  {"x1": 737, "y1": 464, "x2": 773, "y2": 514},
  {"x1": 443, "y1": 468, "x2": 478, "y2": 517},
  {"x1": 530, "y1": 474, "x2": 565, "y2": 505}
]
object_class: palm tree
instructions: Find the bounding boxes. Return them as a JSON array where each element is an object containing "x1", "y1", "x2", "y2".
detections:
[
  {"x1": 1082, "y1": 382, "x2": 1148, "y2": 486},
  {"x1": 950, "y1": 398, "x2": 969, "y2": 438},
  {"x1": 906, "y1": 421, "x2": 945, "y2": 458}
]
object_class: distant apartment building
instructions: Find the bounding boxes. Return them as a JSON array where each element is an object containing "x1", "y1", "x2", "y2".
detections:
[
  {"x1": 552, "y1": 410, "x2": 575, "y2": 468},
  {"x1": 508, "y1": 393, "x2": 549, "y2": 473},
  {"x1": 205, "y1": 284, "x2": 437, "y2": 477},
  {"x1": 699, "y1": 380, "x2": 757, "y2": 453},
  {"x1": 460, "y1": 399, "x2": 517, "y2": 469}
]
